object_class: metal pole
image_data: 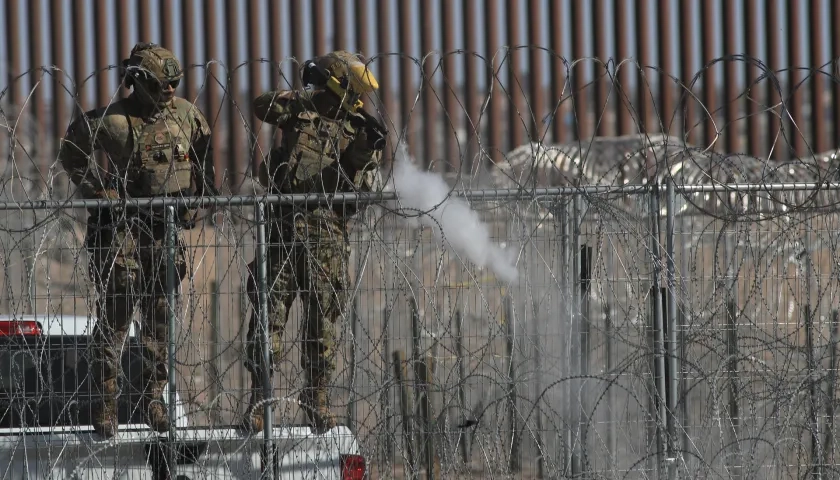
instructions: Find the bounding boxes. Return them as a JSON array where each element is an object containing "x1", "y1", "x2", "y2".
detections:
[
  {"x1": 255, "y1": 201, "x2": 276, "y2": 478},
  {"x1": 505, "y1": 292, "x2": 520, "y2": 473},
  {"x1": 395, "y1": 350, "x2": 418, "y2": 478},
  {"x1": 649, "y1": 186, "x2": 668, "y2": 477},
  {"x1": 532, "y1": 298, "x2": 545, "y2": 479},
  {"x1": 455, "y1": 310, "x2": 469, "y2": 466},
  {"x1": 382, "y1": 307, "x2": 394, "y2": 462},
  {"x1": 26, "y1": 254, "x2": 35, "y2": 314},
  {"x1": 725, "y1": 204, "x2": 742, "y2": 479},
  {"x1": 666, "y1": 180, "x2": 679, "y2": 480},
  {"x1": 803, "y1": 218, "x2": 821, "y2": 479},
  {"x1": 572, "y1": 195, "x2": 584, "y2": 475},
  {"x1": 604, "y1": 302, "x2": 616, "y2": 467},
  {"x1": 13, "y1": 183, "x2": 840, "y2": 212},
  {"x1": 348, "y1": 297, "x2": 358, "y2": 428},
  {"x1": 419, "y1": 356, "x2": 440, "y2": 479},
  {"x1": 410, "y1": 297, "x2": 425, "y2": 463},
  {"x1": 165, "y1": 205, "x2": 178, "y2": 478},
  {"x1": 561, "y1": 198, "x2": 575, "y2": 475},
  {"x1": 823, "y1": 311, "x2": 839, "y2": 468},
  {"x1": 210, "y1": 280, "x2": 221, "y2": 424},
  {"x1": 579, "y1": 241, "x2": 592, "y2": 472}
]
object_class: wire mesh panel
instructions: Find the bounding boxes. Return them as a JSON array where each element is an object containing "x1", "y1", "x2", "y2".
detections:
[
  {"x1": 4, "y1": 178, "x2": 840, "y2": 478},
  {"x1": 4, "y1": 38, "x2": 840, "y2": 477}
]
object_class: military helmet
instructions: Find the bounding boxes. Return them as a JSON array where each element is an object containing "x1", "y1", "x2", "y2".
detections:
[
  {"x1": 309, "y1": 50, "x2": 379, "y2": 95},
  {"x1": 121, "y1": 42, "x2": 184, "y2": 88}
]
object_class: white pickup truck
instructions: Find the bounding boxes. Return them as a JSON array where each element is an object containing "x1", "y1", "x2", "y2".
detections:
[{"x1": 0, "y1": 314, "x2": 367, "y2": 479}]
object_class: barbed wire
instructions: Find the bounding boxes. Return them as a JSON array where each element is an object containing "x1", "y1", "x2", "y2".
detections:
[{"x1": 0, "y1": 52, "x2": 839, "y2": 478}]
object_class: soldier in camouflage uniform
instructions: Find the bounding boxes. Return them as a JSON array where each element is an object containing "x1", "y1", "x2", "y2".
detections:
[
  {"x1": 58, "y1": 43, "x2": 215, "y2": 438},
  {"x1": 243, "y1": 51, "x2": 386, "y2": 433}
]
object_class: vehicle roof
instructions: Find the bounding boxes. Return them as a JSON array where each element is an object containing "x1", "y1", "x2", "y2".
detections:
[{"x1": 0, "y1": 314, "x2": 137, "y2": 337}]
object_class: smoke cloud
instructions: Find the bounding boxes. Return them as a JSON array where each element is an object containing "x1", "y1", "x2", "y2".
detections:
[{"x1": 385, "y1": 145, "x2": 519, "y2": 283}]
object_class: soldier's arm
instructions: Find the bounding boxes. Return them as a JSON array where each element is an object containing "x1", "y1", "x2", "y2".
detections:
[
  {"x1": 346, "y1": 145, "x2": 383, "y2": 173},
  {"x1": 57, "y1": 113, "x2": 109, "y2": 199},
  {"x1": 253, "y1": 90, "x2": 302, "y2": 127},
  {"x1": 189, "y1": 107, "x2": 216, "y2": 197},
  {"x1": 344, "y1": 112, "x2": 386, "y2": 172}
]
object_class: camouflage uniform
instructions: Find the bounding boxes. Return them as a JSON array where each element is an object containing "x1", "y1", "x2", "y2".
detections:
[
  {"x1": 243, "y1": 51, "x2": 385, "y2": 433},
  {"x1": 58, "y1": 43, "x2": 214, "y2": 438}
]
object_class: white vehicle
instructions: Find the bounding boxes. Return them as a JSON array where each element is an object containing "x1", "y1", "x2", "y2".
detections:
[{"x1": 0, "y1": 314, "x2": 367, "y2": 479}]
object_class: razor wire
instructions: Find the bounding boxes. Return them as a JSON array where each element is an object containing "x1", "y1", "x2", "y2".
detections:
[{"x1": 0, "y1": 52, "x2": 840, "y2": 478}]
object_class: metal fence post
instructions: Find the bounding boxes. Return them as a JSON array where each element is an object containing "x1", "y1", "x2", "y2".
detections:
[
  {"x1": 665, "y1": 179, "x2": 680, "y2": 480},
  {"x1": 348, "y1": 296, "x2": 358, "y2": 429},
  {"x1": 382, "y1": 306, "x2": 394, "y2": 462},
  {"x1": 410, "y1": 297, "x2": 426, "y2": 464},
  {"x1": 561, "y1": 196, "x2": 578, "y2": 476},
  {"x1": 579, "y1": 238, "x2": 593, "y2": 473},
  {"x1": 454, "y1": 310, "x2": 469, "y2": 466},
  {"x1": 165, "y1": 205, "x2": 178, "y2": 479},
  {"x1": 572, "y1": 194, "x2": 585, "y2": 475},
  {"x1": 824, "y1": 310, "x2": 839, "y2": 468},
  {"x1": 26, "y1": 253, "x2": 35, "y2": 314},
  {"x1": 532, "y1": 298, "x2": 545, "y2": 479},
  {"x1": 255, "y1": 200, "x2": 276, "y2": 478},
  {"x1": 505, "y1": 292, "x2": 520, "y2": 473},
  {"x1": 395, "y1": 349, "x2": 418, "y2": 478},
  {"x1": 648, "y1": 185, "x2": 668, "y2": 477},
  {"x1": 210, "y1": 280, "x2": 221, "y2": 424}
]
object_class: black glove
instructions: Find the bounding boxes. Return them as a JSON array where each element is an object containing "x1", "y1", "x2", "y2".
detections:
[
  {"x1": 351, "y1": 111, "x2": 387, "y2": 152},
  {"x1": 179, "y1": 207, "x2": 200, "y2": 229}
]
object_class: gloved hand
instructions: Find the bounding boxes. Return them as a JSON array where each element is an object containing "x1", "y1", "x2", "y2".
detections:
[
  {"x1": 351, "y1": 113, "x2": 386, "y2": 152},
  {"x1": 86, "y1": 188, "x2": 122, "y2": 222},
  {"x1": 365, "y1": 123, "x2": 386, "y2": 151},
  {"x1": 94, "y1": 189, "x2": 120, "y2": 200},
  {"x1": 179, "y1": 207, "x2": 200, "y2": 229}
]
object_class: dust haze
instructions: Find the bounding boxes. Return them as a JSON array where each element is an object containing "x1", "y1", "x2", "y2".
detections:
[{"x1": 385, "y1": 144, "x2": 519, "y2": 283}]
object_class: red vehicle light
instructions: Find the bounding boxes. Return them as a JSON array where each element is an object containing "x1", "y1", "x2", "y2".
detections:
[
  {"x1": 340, "y1": 454, "x2": 366, "y2": 480},
  {"x1": 0, "y1": 320, "x2": 42, "y2": 336}
]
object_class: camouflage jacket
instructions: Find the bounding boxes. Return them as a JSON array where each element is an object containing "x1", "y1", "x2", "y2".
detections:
[
  {"x1": 58, "y1": 94, "x2": 214, "y2": 200},
  {"x1": 253, "y1": 88, "x2": 383, "y2": 198}
]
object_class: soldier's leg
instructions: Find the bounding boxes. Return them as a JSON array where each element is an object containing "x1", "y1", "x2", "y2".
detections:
[
  {"x1": 136, "y1": 219, "x2": 188, "y2": 433},
  {"x1": 86, "y1": 218, "x2": 139, "y2": 438},
  {"x1": 242, "y1": 222, "x2": 298, "y2": 432},
  {"x1": 298, "y1": 215, "x2": 350, "y2": 433}
]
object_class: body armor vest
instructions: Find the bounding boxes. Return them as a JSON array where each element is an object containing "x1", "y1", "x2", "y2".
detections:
[
  {"x1": 124, "y1": 114, "x2": 193, "y2": 197},
  {"x1": 281, "y1": 110, "x2": 353, "y2": 194}
]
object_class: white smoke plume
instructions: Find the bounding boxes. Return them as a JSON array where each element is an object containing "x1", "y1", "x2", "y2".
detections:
[{"x1": 384, "y1": 145, "x2": 519, "y2": 283}]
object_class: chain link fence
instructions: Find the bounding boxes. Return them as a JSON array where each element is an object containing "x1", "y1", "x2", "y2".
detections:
[{"x1": 2, "y1": 53, "x2": 840, "y2": 478}]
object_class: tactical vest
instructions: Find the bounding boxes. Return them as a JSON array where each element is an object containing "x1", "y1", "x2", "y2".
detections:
[
  {"x1": 124, "y1": 114, "x2": 193, "y2": 197},
  {"x1": 281, "y1": 110, "x2": 354, "y2": 194}
]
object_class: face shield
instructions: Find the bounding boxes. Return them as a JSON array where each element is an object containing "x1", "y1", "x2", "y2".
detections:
[{"x1": 303, "y1": 51, "x2": 379, "y2": 111}]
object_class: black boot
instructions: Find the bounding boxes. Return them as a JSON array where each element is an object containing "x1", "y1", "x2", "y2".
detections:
[
  {"x1": 142, "y1": 381, "x2": 171, "y2": 433},
  {"x1": 242, "y1": 372, "x2": 270, "y2": 433},
  {"x1": 299, "y1": 386, "x2": 336, "y2": 434},
  {"x1": 91, "y1": 378, "x2": 119, "y2": 438}
]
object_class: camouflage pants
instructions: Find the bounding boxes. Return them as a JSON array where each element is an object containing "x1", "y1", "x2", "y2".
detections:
[
  {"x1": 85, "y1": 211, "x2": 187, "y2": 400},
  {"x1": 245, "y1": 207, "x2": 350, "y2": 391}
]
